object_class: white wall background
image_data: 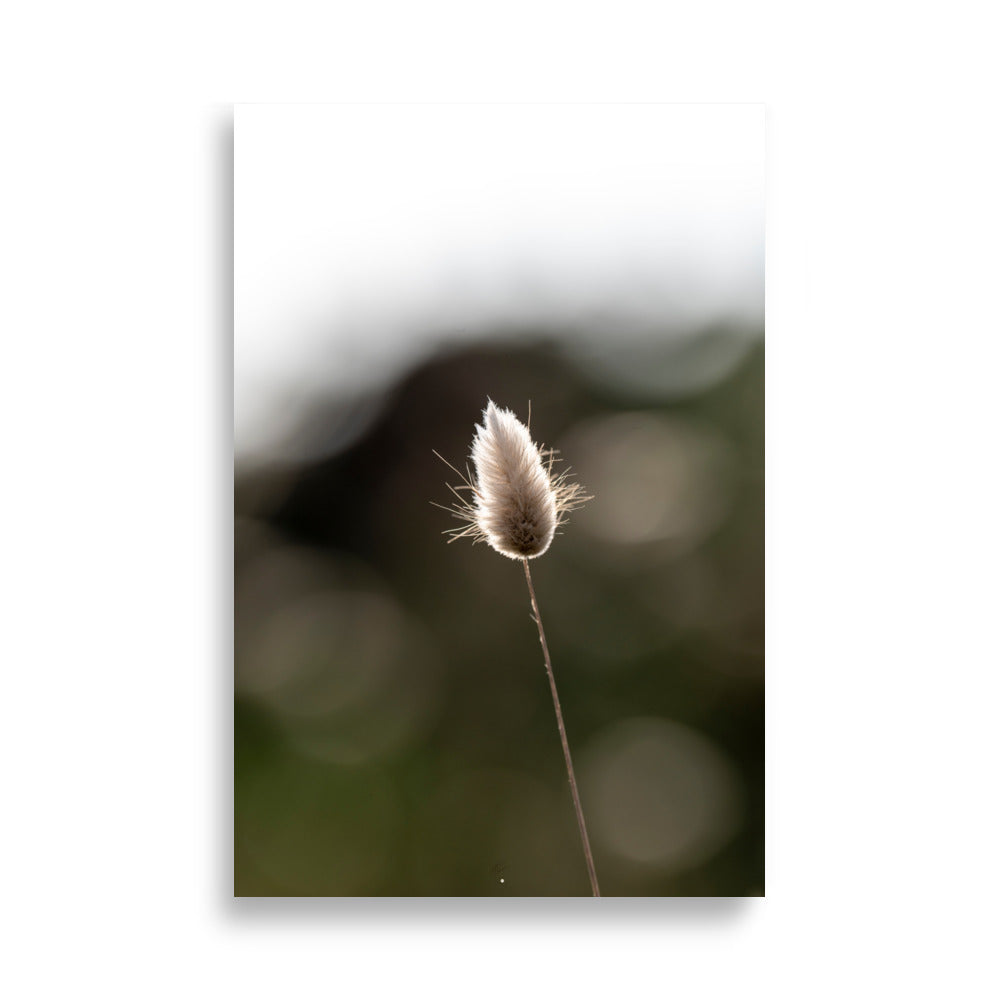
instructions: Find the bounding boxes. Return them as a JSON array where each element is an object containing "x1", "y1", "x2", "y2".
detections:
[{"x1": 2, "y1": 3, "x2": 999, "y2": 999}]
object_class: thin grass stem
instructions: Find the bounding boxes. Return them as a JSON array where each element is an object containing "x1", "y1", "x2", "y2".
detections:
[{"x1": 522, "y1": 558, "x2": 601, "y2": 897}]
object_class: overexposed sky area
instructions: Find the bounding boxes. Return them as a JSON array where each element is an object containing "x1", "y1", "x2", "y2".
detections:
[{"x1": 235, "y1": 104, "x2": 764, "y2": 461}]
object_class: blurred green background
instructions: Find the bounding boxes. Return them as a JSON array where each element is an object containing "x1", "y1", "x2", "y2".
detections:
[{"x1": 235, "y1": 326, "x2": 763, "y2": 896}]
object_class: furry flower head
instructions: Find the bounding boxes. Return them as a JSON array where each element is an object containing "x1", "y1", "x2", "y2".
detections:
[{"x1": 435, "y1": 400, "x2": 590, "y2": 559}]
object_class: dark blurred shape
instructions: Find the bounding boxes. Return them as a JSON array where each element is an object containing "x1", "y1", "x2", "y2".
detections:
[{"x1": 235, "y1": 328, "x2": 763, "y2": 896}]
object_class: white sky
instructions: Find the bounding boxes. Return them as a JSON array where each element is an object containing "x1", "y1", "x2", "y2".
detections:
[{"x1": 235, "y1": 104, "x2": 764, "y2": 460}]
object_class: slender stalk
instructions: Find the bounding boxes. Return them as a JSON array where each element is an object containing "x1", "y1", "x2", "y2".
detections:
[{"x1": 522, "y1": 558, "x2": 601, "y2": 897}]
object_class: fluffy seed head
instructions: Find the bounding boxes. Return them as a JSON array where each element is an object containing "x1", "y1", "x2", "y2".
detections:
[{"x1": 434, "y1": 400, "x2": 590, "y2": 559}]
